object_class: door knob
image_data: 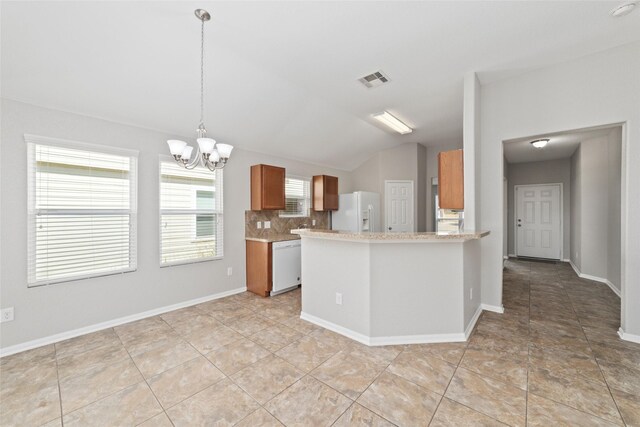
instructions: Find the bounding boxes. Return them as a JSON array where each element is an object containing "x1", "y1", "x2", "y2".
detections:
[
  {"x1": 517, "y1": 224, "x2": 522, "y2": 227},
  {"x1": 388, "y1": 227, "x2": 392, "y2": 230}
]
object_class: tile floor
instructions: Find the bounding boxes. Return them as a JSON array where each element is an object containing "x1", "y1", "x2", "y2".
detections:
[{"x1": 1, "y1": 259, "x2": 639, "y2": 426}]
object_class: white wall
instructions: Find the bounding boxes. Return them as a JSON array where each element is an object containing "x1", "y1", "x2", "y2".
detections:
[
  {"x1": 350, "y1": 142, "x2": 426, "y2": 231},
  {"x1": 570, "y1": 146, "x2": 582, "y2": 272},
  {"x1": 506, "y1": 158, "x2": 571, "y2": 258},
  {"x1": 426, "y1": 141, "x2": 463, "y2": 232},
  {"x1": 0, "y1": 99, "x2": 352, "y2": 349},
  {"x1": 463, "y1": 72, "x2": 481, "y2": 231},
  {"x1": 569, "y1": 130, "x2": 622, "y2": 292},
  {"x1": 477, "y1": 41, "x2": 639, "y2": 337}
]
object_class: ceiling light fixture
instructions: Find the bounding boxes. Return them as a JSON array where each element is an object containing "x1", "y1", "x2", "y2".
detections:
[
  {"x1": 372, "y1": 111, "x2": 413, "y2": 135},
  {"x1": 530, "y1": 139, "x2": 550, "y2": 149},
  {"x1": 610, "y1": 2, "x2": 637, "y2": 17},
  {"x1": 166, "y1": 9, "x2": 233, "y2": 171}
]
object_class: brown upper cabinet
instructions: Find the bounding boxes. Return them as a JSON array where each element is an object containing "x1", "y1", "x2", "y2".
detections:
[
  {"x1": 251, "y1": 164, "x2": 285, "y2": 210},
  {"x1": 312, "y1": 175, "x2": 339, "y2": 211},
  {"x1": 438, "y1": 149, "x2": 464, "y2": 210}
]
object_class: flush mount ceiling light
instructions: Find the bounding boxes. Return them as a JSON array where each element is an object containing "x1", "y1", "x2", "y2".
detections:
[
  {"x1": 372, "y1": 111, "x2": 413, "y2": 135},
  {"x1": 166, "y1": 9, "x2": 233, "y2": 171},
  {"x1": 610, "y1": 2, "x2": 637, "y2": 17},
  {"x1": 530, "y1": 139, "x2": 550, "y2": 149}
]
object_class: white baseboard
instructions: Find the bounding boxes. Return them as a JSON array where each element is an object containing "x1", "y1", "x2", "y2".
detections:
[
  {"x1": 618, "y1": 328, "x2": 640, "y2": 344},
  {"x1": 562, "y1": 259, "x2": 571, "y2": 263},
  {"x1": 568, "y1": 260, "x2": 621, "y2": 298},
  {"x1": 481, "y1": 304, "x2": 505, "y2": 314},
  {"x1": 503, "y1": 255, "x2": 509, "y2": 260},
  {"x1": 301, "y1": 306, "x2": 484, "y2": 347},
  {"x1": 464, "y1": 305, "x2": 483, "y2": 339},
  {"x1": 0, "y1": 286, "x2": 247, "y2": 358},
  {"x1": 508, "y1": 253, "x2": 517, "y2": 258}
]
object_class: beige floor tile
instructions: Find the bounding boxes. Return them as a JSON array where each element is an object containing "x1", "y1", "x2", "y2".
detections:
[
  {"x1": 56, "y1": 342, "x2": 130, "y2": 380},
  {"x1": 0, "y1": 381, "x2": 61, "y2": 427},
  {"x1": 309, "y1": 328, "x2": 356, "y2": 349},
  {"x1": 528, "y1": 344, "x2": 605, "y2": 384},
  {"x1": 63, "y1": 382, "x2": 162, "y2": 427},
  {"x1": 114, "y1": 316, "x2": 172, "y2": 344},
  {"x1": 231, "y1": 354, "x2": 304, "y2": 404},
  {"x1": 387, "y1": 350, "x2": 456, "y2": 395},
  {"x1": 130, "y1": 338, "x2": 199, "y2": 378},
  {"x1": 528, "y1": 366, "x2": 623, "y2": 424},
  {"x1": 527, "y1": 393, "x2": 621, "y2": 426},
  {"x1": 598, "y1": 359, "x2": 640, "y2": 396},
  {"x1": 265, "y1": 376, "x2": 352, "y2": 426},
  {"x1": 147, "y1": 356, "x2": 225, "y2": 409},
  {"x1": 235, "y1": 408, "x2": 284, "y2": 427},
  {"x1": 249, "y1": 323, "x2": 303, "y2": 352},
  {"x1": 611, "y1": 387, "x2": 640, "y2": 427},
  {"x1": 403, "y1": 342, "x2": 467, "y2": 365},
  {"x1": 460, "y1": 347, "x2": 528, "y2": 390},
  {"x1": 166, "y1": 378, "x2": 259, "y2": 426},
  {"x1": 281, "y1": 315, "x2": 321, "y2": 335},
  {"x1": 137, "y1": 412, "x2": 174, "y2": 427},
  {"x1": 207, "y1": 304, "x2": 254, "y2": 324},
  {"x1": 39, "y1": 418, "x2": 62, "y2": 427},
  {"x1": 260, "y1": 305, "x2": 299, "y2": 322},
  {"x1": 333, "y1": 403, "x2": 395, "y2": 427},
  {"x1": 430, "y1": 397, "x2": 507, "y2": 427},
  {"x1": 358, "y1": 371, "x2": 441, "y2": 427},
  {"x1": 182, "y1": 324, "x2": 244, "y2": 353},
  {"x1": 1, "y1": 360, "x2": 58, "y2": 395},
  {"x1": 276, "y1": 335, "x2": 341, "y2": 372},
  {"x1": 311, "y1": 348, "x2": 388, "y2": 399},
  {"x1": 0, "y1": 345, "x2": 55, "y2": 371},
  {"x1": 121, "y1": 329, "x2": 183, "y2": 357},
  {"x1": 445, "y1": 367, "x2": 526, "y2": 427},
  {"x1": 205, "y1": 337, "x2": 271, "y2": 376},
  {"x1": 167, "y1": 313, "x2": 221, "y2": 336},
  {"x1": 54, "y1": 329, "x2": 121, "y2": 359},
  {"x1": 59, "y1": 357, "x2": 143, "y2": 414},
  {"x1": 226, "y1": 314, "x2": 275, "y2": 336}
]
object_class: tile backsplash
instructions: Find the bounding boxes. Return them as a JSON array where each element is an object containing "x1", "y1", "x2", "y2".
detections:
[{"x1": 245, "y1": 210, "x2": 329, "y2": 238}]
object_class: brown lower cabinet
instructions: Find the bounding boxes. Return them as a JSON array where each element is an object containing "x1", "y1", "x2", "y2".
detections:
[{"x1": 246, "y1": 240, "x2": 272, "y2": 297}]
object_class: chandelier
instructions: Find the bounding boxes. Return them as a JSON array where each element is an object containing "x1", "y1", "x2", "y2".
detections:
[{"x1": 167, "y1": 9, "x2": 233, "y2": 170}]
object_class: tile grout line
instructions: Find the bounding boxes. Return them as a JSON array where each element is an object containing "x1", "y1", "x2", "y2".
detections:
[{"x1": 563, "y1": 276, "x2": 627, "y2": 426}]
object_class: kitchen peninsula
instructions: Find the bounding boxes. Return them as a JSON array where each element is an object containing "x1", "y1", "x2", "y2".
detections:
[{"x1": 291, "y1": 229, "x2": 490, "y2": 346}]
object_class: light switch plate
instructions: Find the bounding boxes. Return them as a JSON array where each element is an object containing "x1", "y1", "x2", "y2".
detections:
[
  {"x1": 1, "y1": 307, "x2": 14, "y2": 323},
  {"x1": 264, "y1": 221, "x2": 271, "y2": 229},
  {"x1": 335, "y1": 293, "x2": 343, "y2": 305},
  {"x1": 257, "y1": 221, "x2": 262, "y2": 229},
  {"x1": 312, "y1": 220, "x2": 316, "y2": 226}
]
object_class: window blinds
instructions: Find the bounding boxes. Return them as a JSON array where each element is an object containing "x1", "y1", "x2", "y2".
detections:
[
  {"x1": 281, "y1": 176, "x2": 311, "y2": 217},
  {"x1": 160, "y1": 160, "x2": 223, "y2": 265},
  {"x1": 26, "y1": 135, "x2": 138, "y2": 286}
]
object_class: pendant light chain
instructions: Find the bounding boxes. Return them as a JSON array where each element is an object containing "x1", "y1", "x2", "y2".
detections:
[{"x1": 199, "y1": 16, "x2": 205, "y2": 128}]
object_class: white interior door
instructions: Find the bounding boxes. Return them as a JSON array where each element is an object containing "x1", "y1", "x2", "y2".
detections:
[
  {"x1": 385, "y1": 180, "x2": 414, "y2": 232},
  {"x1": 516, "y1": 184, "x2": 561, "y2": 259}
]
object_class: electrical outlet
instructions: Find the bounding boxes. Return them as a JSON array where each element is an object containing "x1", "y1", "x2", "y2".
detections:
[
  {"x1": 227, "y1": 267, "x2": 232, "y2": 276},
  {"x1": 264, "y1": 221, "x2": 271, "y2": 229},
  {"x1": 1, "y1": 307, "x2": 14, "y2": 323},
  {"x1": 335, "y1": 293, "x2": 343, "y2": 305},
  {"x1": 470, "y1": 288, "x2": 473, "y2": 300},
  {"x1": 256, "y1": 221, "x2": 262, "y2": 229},
  {"x1": 312, "y1": 220, "x2": 316, "y2": 226}
]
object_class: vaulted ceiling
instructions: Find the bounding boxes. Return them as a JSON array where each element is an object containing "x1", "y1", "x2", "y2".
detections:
[{"x1": 3, "y1": 1, "x2": 640, "y2": 170}]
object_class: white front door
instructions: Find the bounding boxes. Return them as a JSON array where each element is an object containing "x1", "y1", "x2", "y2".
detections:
[
  {"x1": 516, "y1": 184, "x2": 561, "y2": 259},
  {"x1": 385, "y1": 180, "x2": 414, "y2": 232}
]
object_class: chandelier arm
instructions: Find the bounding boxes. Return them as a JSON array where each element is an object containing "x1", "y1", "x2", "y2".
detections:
[
  {"x1": 204, "y1": 159, "x2": 218, "y2": 172},
  {"x1": 181, "y1": 145, "x2": 201, "y2": 169}
]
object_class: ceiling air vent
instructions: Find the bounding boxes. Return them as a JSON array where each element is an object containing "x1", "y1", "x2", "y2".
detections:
[{"x1": 358, "y1": 71, "x2": 390, "y2": 89}]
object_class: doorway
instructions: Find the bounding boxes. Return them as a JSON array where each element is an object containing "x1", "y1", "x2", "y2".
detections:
[
  {"x1": 384, "y1": 180, "x2": 414, "y2": 232},
  {"x1": 514, "y1": 183, "x2": 562, "y2": 260}
]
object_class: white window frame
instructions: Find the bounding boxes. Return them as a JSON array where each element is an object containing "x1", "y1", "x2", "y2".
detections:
[
  {"x1": 159, "y1": 156, "x2": 224, "y2": 267},
  {"x1": 25, "y1": 134, "x2": 138, "y2": 287},
  {"x1": 279, "y1": 174, "x2": 312, "y2": 218}
]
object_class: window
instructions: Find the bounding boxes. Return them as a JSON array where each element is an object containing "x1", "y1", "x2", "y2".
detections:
[
  {"x1": 280, "y1": 176, "x2": 311, "y2": 217},
  {"x1": 26, "y1": 135, "x2": 138, "y2": 286},
  {"x1": 160, "y1": 160, "x2": 223, "y2": 265}
]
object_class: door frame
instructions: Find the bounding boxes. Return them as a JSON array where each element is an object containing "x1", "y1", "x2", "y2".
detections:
[
  {"x1": 384, "y1": 180, "x2": 415, "y2": 232},
  {"x1": 514, "y1": 182, "x2": 563, "y2": 260}
]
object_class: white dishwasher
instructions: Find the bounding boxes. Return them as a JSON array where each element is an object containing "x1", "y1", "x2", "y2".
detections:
[{"x1": 271, "y1": 240, "x2": 301, "y2": 295}]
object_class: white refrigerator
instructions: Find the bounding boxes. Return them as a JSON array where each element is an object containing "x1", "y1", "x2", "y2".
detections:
[{"x1": 331, "y1": 191, "x2": 381, "y2": 232}]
